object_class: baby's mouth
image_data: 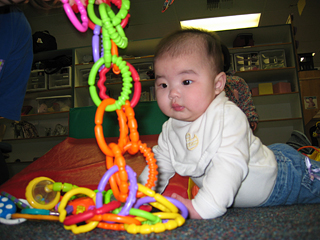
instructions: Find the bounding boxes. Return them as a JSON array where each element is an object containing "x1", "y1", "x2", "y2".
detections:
[{"x1": 172, "y1": 103, "x2": 184, "y2": 111}]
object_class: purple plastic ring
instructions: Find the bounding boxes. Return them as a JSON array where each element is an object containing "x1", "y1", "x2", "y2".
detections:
[{"x1": 96, "y1": 165, "x2": 137, "y2": 216}]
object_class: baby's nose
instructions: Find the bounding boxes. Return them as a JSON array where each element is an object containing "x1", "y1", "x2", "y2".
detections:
[{"x1": 169, "y1": 87, "x2": 180, "y2": 99}]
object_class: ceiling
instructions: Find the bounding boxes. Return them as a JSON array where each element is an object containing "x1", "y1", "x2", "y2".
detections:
[{"x1": 21, "y1": 0, "x2": 320, "y2": 67}]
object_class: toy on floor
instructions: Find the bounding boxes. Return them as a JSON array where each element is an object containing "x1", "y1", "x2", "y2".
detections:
[
  {"x1": 25, "y1": 177, "x2": 78, "y2": 210},
  {"x1": 0, "y1": 192, "x2": 28, "y2": 225},
  {"x1": 0, "y1": 194, "x2": 17, "y2": 219},
  {"x1": 0, "y1": 0, "x2": 188, "y2": 234}
]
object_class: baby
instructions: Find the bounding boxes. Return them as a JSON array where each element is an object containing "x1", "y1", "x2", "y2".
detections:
[{"x1": 139, "y1": 28, "x2": 320, "y2": 219}]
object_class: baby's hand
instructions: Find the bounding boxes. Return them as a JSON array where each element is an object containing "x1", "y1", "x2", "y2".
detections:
[{"x1": 171, "y1": 193, "x2": 202, "y2": 219}]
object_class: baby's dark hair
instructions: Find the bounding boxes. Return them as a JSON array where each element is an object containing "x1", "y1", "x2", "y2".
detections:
[
  {"x1": 154, "y1": 28, "x2": 224, "y2": 74},
  {"x1": 221, "y1": 43, "x2": 231, "y2": 72}
]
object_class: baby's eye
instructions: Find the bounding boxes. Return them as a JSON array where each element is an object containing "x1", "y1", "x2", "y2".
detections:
[
  {"x1": 182, "y1": 80, "x2": 193, "y2": 85},
  {"x1": 159, "y1": 83, "x2": 167, "y2": 88}
]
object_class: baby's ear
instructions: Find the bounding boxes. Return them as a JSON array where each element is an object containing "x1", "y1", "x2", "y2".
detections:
[{"x1": 214, "y1": 72, "x2": 226, "y2": 94}]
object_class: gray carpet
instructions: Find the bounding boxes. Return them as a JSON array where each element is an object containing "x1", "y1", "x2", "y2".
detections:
[{"x1": 1, "y1": 203, "x2": 320, "y2": 239}]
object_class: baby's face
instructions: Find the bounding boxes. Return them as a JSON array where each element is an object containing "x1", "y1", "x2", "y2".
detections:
[{"x1": 154, "y1": 51, "x2": 218, "y2": 122}]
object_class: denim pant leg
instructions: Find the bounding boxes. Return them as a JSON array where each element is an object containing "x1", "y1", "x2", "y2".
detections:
[{"x1": 260, "y1": 143, "x2": 320, "y2": 207}]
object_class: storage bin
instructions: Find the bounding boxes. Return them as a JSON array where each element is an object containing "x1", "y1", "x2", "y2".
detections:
[
  {"x1": 273, "y1": 82, "x2": 291, "y2": 94},
  {"x1": 26, "y1": 70, "x2": 47, "y2": 91},
  {"x1": 251, "y1": 87, "x2": 259, "y2": 96},
  {"x1": 48, "y1": 67, "x2": 72, "y2": 89},
  {"x1": 37, "y1": 95, "x2": 72, "y2": 113},
  {"x1": 258, "y1": 83, "x2": 273, "y2": 95},
  {"x1": 234, "y1": 52, "x2": 260, "y2": 71},
  {"x1": 260, "y1": 49, "x2": 286, "y2": 69},
  {"x1": 78, "y1": 67, "x2": 99, "y2": 86}
]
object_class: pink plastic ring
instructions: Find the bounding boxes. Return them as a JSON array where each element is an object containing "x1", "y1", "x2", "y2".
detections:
[
  {"x1": 96, "y1": 62, "x2": 141, "y2": 108},
  {"x1": 62, "y1": 0, "x2": 88, "y2": 32},
  {"x1": 126, "y1": 62, "x2": 141, "y2": 108},
  {"x1": 63, "y1": 201, "x2": 121, "y2": 226}
]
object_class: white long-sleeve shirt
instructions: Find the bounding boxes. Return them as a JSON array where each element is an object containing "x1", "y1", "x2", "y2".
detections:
[{"x1": 139, "y1": 92, "x2": 277, "y2": 219}]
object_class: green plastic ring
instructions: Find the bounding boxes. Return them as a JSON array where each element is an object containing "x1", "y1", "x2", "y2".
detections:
[{"x1": 88, "y1": 57, "x2": 132, "y2": 112}]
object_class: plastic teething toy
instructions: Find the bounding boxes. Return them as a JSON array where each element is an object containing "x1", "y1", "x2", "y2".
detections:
[
  {"x1": 20, "y1": 0, "x2": 188, "y2": 234},
  {"x1": 94, "y1": 99, "x2": 158, "y2": 200},
  {"x1": 25, "y1": 177, "x2": 78, "y2": 210}
]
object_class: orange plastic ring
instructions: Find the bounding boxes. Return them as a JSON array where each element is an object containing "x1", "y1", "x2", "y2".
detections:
[
  {"x1": 95, "y1": 98, "x2": 128, "y2": 156},
  {"x1": 110, "y1": 143, "x2": 128, "y2": 202}
]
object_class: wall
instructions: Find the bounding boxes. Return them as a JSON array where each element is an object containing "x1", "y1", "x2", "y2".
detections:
[{"x1": 20, "y1": 0, "x2": 320, "y2": 67}]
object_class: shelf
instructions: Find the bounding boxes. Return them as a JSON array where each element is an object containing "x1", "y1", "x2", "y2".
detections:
[
  {"x1": 253, "y1": 91, "x2": 300, "y2": 103},
  {"x1": 2, "y1": 135, "x2": 68, "y2": 142},
  {"x1": 75, "y1": 78, "x2": 154, "y2": 88},
  {"x1": 253, "y1": 92, "x2": 302, "y2": 121},
  {"x1": 217, "y1": 24, "x2": 293, "y2": 47},
  {"x1": 25, "y1": 87, "x2": 72, "y2": 99},
  {"x1": 259, "y1": 117, "x2": 303, "y2": 123},
  {"x1": 236, "y1": 67, "x2": 297, "y2": 83},
  {"x1": 255, "y1": 118, "x2": 304, "y2": 145},
  {"x1": 74, "y1": 55, "x2": 154, "y2": 67},
  {"x1": 0, "y1": 112, "x2": 68, "y2": 124},
  {"x1": 33, "y1": 48, "x2": 72, "y2": 63},
  {"x1": 237, "y1": 68, "x2": 300, "y2": 92},
  {"x1": 229, "y1": 42, "x2": 292, "y2": 51},
  {"x1": 229, "y1": 42, "x2": 294, "y2": 64},
  {"x1": 21, "y1": 111, "x2": 69, "y2": 121},
  {"x1": 252, "y1": 91, "x2": 299, "y2": 98}
]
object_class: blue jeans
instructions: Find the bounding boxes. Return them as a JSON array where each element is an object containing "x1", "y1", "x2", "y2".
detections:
[{"x1": 260, "y1": 143, "x2": 320, "y2": 207}]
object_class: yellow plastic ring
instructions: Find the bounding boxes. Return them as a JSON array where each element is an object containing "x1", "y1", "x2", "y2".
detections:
[{"x1": 58, "y1": 187, "x2": 98, "y2": 234}]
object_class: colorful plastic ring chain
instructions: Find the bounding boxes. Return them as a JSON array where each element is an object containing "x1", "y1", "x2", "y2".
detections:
[
  {"x1": 95, "y1": 99, "x2": 157, "y2": 199},
  {"x1": 88, "y1": 0, "x2": 129, "y2": 49},
  {"x1": 61, "y1": 0, "x2": 88, "y2": 32}
]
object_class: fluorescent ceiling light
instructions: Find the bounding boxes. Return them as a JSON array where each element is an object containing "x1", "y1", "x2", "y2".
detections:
[{"x1": 180, "y1": 13, "x2": 261, "y2": 32}]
